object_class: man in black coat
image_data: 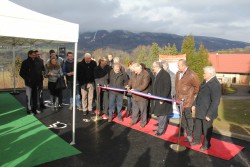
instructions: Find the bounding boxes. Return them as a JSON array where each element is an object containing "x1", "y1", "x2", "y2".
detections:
[
  {"x1": 151, "y1": 61, "x2": 173, "y2": 136},
  {"x1": 94, "y1": 57, "x2": 111, "y2": 116},
  {"x1": 190, "y1": 66, "x2": 221, "y2": 151},
  {"x1": 77, "y1": 53, "x2": 97, "y2": 115},
  {"x1": 20, "y1": 50, "x2": 43, "y2": 114},
  {"x1": 35, "y1": 50, "x2": 46, "y2": 109}
]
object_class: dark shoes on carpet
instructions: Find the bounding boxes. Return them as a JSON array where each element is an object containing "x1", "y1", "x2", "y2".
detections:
[
  {"x1": 184, "y1": 136, "x2": 192, "y2": 142},
  {"x1": 200, "y1": 146, "x2": 210, "y2": 151},
  {"x1": 126, "y1": 111, "x2": 131, "y2": 118},
  {"x1": 155, "y1": 132, "x2": 164, "y2": 136},
  {"x1": 153, "y1": 123, "x2": 159, "y2": 127},
  {"x1": 190, "y1": 141, "x2": 200, "y2": 146},
  {"x1": 128, "y1": 122, "x2": 135, "y2": 127},
  {"x1": 118, "y1": 117, "x2": 123, "y2": 122}
]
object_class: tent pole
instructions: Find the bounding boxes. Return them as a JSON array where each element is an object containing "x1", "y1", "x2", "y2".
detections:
[
  {"x1": 10, "y1": 46, "x2": 19, "y2": 95},
  {"x1": 70, "y1": 42, "x2": 78, "y2": 145}
]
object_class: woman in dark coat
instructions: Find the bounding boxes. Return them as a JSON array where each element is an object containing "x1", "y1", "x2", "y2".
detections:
[{"x1": 151, "y1": 61, "x2": 173, "y2": 136}]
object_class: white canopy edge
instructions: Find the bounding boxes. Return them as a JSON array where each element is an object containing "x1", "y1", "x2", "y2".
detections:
[{"x1": 0, "y1": 0, "x2": 79, "y2": 45}]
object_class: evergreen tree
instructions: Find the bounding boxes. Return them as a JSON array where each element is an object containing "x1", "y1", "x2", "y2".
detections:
[
  {"x1": 170, "y1": 44, "x2": 178, "y2": 55},
  {"x1": 181, "y1": 34, "x2": 196, "y2": 71},
  {"x1": 195, "y1": 43, "x2": 211, "y2": 81},
  {"x1": 137, "y1": 46, "x2": 147, "y2": 63},
  {"x1": 147, "y1": 42, "x2": 160, "y2": 69}
]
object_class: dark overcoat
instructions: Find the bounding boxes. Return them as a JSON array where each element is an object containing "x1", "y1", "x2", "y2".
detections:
[
  {"x1": 194, "y1": 77, "x2": 221, "y2": 120},
  {"x1": 151, "y1": 69, "x2": 173, "y2": 116}
]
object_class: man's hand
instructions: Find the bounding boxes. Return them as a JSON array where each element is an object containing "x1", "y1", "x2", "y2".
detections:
[
  {"x1": 191, "y1": 106, "x2": 195, "y2": 112},
  {"x1": 205, "y1": 116, "x2": 211, "y2": 121},
  {"x1": 159, "y1": 101, "x2": 163, "y2": 105},
  {"x1": 125, "y1": 85, "x2": 130, "y2": 89}
]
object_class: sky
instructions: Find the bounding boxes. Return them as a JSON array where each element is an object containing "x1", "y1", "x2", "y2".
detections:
[{"x1": 11, "y1": 0, "x2": 250, "y2": 43}]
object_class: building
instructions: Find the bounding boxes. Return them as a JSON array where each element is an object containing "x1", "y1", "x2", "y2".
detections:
[
  {"x1": 209, "y1": 53, "x2": 250, "y2": 85},
  {"x1": 159, "y1": 53, "x2": 250, "y2": 85},
  {"x1": 159, "y1": 54, "x2": 186, "y2": 74}
]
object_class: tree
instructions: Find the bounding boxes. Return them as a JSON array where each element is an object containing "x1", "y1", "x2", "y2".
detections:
[
  {"x1": 181, "y1": 34, "x2": 196, "y2": 71},
  {"x1": 161, "y1": 43, "x2": 172, "y2": 55},
  {"x1": 147, "y1": 42, "x2": 160, "y2": 69},
  {"x1": 170, "y1": 44, "x2": 178, "y2": 55},
  {"x1": 195, "y1": 43, "x2": 211, "y2": 81},
  {"x1": 92, "y1": 48, "x2": 104, "y2": 61}
]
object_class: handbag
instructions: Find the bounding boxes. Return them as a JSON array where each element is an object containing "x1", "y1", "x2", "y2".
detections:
[{"x1": 55, "y1": 76, "x2": 66, "y2": 89}]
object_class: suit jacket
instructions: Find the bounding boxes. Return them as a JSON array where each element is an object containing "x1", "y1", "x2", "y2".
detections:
[
  {"x1": 175, "y1": 68, "x2": 200, "y2": 108},
  {"x1": 151, "y1": 69, "x2": 173, "y2": 116},
  {"x1": 194, "y1": 77, "x2": 221, "y2": 120}
]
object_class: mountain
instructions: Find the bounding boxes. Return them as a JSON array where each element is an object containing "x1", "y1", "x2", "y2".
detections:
[{"x1": 78, "y1": 30, "x2": 250, "y2": 52}]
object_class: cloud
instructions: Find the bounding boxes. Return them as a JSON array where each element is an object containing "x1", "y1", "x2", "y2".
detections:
[{"x1": 10, "y1": 0, "x2": 250, "y2": 42}]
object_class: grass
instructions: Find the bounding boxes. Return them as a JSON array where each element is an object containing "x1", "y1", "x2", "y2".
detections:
[
  {"x1": 223, "y1": 87, "x2": 237, "y2": 94},
  {"x1": 214, "y1": 98, "x2": 250, "y2": 136}
]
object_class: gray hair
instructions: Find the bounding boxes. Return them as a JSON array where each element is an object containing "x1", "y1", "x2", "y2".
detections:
[
  {"x1": 113, "y1": 63, "x2": 121, "y2": 69},
  {"x1": 161, "y1": 60, "x2": 169, "y2": 71},
  {"x1": 153, "y1": 61, "x2": 163, "y2": 68},
  {"x1": 113, "y1": 57, "x2": 120, "y2": 63},
  {"x1": 131, "y1": 63, "x2": 142, "y2": 71},
  {"x1": 203, "y1": 66, "x2": 216, "y2": 76},
  {"x1": 84, "y1": 53, "x2": 91, "y2": 58}
]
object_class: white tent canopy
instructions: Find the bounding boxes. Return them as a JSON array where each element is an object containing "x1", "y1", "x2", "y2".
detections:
[
  {"x1": 0, "y1": 0, "x2": 79, "y2": 45},
  {"x1": 0, "y1": 0, "x2": 79, "y2": 144}
]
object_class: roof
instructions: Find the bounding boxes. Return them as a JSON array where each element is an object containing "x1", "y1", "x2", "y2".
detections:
[
  {"x1": 159, "y1": 54, "x2": 186, "y2": 62},
  {"x1": 209, "y1": 53, "x2": 250, "y2": 74}
]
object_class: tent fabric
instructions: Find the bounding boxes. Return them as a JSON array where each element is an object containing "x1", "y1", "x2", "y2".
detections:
[
  {"x1": 0, "y1": 0, "x2": 79, "y2": 45},
  {"x1": 0, "y1": 0, "x2": 79, "y2": 144}
]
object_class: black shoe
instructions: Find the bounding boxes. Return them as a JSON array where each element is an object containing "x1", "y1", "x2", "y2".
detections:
[
  {"x1": 27, "y1": 110, "x2": 33, "y2": 115},
  {"x1": 83, "y1": 111, "x2": 88, "y2": 116},
  {"x1": 154, "y1": 123, "x2": 159, "y2": 126},
  {"x1": 190, "y1": 141, "x2": 200, "y2": 146},
  {"x1": 155, "y1": 132, "x2": 164, "y2": 136},
  {"x1": 40, "y1": 104, "x2": 47, "y2": 109},
  {"x1": 126, "y1": 111, "x2": 130, "y2": 118},
  {"x1": 152, "y1": 129, "x2": 157, "y2": 132},
  {"x1": 200, "y1": 145, "x2": 210, "y2": 151},
  {"x1": 184, "y1": 136, "x2": 192, "y2": 142},
  {"x1": 174, "y1": 133, "x2": 185, "y2": 137}
]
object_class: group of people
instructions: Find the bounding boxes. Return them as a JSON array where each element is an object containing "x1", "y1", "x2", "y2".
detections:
[{"x1": 20, "y1": 50, "x2": 221, "y2": 151}]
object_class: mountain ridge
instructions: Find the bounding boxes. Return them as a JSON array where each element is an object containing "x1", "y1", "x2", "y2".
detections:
[{"x1": 78, "y1": 30, "x2": 250, "y2": 52}]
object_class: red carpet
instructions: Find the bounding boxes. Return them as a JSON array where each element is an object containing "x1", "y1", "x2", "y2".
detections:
[{"x1": 104, "y1": 111, "x2": 244, "y2": 160}]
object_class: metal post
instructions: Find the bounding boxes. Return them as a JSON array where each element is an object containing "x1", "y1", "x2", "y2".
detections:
[
  {"x1": 170, "y1": 99, "x2": 186, "y2": 152},
  {"x1": 70, "y1": 42, "x2": 78, "y2": 145},
  {"x1": 10, "y1": 46, "x2": 20, "y2": 95}
]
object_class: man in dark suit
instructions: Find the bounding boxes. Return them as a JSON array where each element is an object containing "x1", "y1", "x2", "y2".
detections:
[
  {"x1": 151, "y1": 61, "x2": 173, "y2": 136},
  {"x1": 190, "y1": 66, "x2": 221, "y2": 151}
]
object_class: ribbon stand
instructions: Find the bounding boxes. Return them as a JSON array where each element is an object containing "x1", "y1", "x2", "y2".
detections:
[
  {"x1": 170, "y1": 99, "x2": 186, "y2": 152},
  {"x1": 91, "y1": 85, "x2": 103, "y2": 122}
]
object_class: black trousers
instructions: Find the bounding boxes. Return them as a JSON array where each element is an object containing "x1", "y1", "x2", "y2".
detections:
[
  {"x1": 181, "y1": 107, "x2": 193, "y2": 136},
  {"x1": 193, "y1": 118, "x2": 213, "y2": 147},
  {"x1": 96, "y1": 87, "x2": 109, "y2": 114},
  {"x1": 38, "y1": 81, "x2": 44, "y2": 106},
  {"x1": 157, "y1": 115, "x2": 169, "y2": 134}
]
